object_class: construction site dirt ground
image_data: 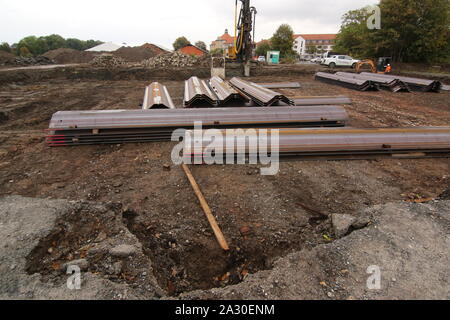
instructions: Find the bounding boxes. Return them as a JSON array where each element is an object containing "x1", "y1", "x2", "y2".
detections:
[{"x1": 0, "y1": 65, "x2": 449, "y2": 299}]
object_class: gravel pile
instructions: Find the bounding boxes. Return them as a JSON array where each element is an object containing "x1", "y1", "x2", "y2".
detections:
[
  {"x1": 8, "y1": 56, "x2": 54, "y2": 66},
  {"x1": 142, "y1": 51, "x2": 210, "y2": 68},
  {"x1": 90, "y1": 54, "x2": 126, "y2": 68}
]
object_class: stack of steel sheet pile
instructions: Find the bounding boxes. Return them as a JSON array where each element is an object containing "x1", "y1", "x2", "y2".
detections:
[
  {"x1": 229, "y1": 77, "x2": 295, "y2": 106},
  {"x1": 209, "y1": 76, "x2": 250, "y2": 107},
  {"x1": 335, "y1": 72, "x2": 411, "y2": 92},
  {"x1": 184, "y1": 76, "x2": 218, "y2": 108},
  {"x1": 315, "y1": 72, "x2": 380, "y2": 91},
  {"x1": 184, "y1": 127, "x2": 450, "y2": 161},
  {"x1": 46, "y1": 106, "x2": 350, "y2": 146},
  {"x1": 360, "y1": 72, "x2": 443, "y2": 92}
]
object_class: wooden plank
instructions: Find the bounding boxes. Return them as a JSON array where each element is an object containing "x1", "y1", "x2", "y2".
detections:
[{"x1": 181, "y1": 164, "x2": 230, "y2": 251}]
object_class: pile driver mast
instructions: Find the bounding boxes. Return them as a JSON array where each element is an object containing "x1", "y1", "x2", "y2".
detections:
[{"x1": 233, "y1": 0, "x2": 257, "y2": 63}]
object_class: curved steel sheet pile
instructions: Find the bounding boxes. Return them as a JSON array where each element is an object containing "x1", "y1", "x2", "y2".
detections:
[
  {"x1": 209, "y1": 76, "x2": 250, "y2": 107},
  {"x1": 229, "y1": 77, "x2": 294, "y2": 106},
  {"x1": 142, "y1": 82, "x2": 175, "y2": 109},
  {"x1": 315, "y1": 72, "x2": 380, "y2": 91},
  {"x1": 184, "y1": 76, "x2": 217, "y2": 108}
]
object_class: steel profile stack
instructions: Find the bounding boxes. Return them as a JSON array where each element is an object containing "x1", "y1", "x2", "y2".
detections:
[
  {"x1": 335, "y1": 72, "x2": 410, "y2": 93},
  {"x1": 46, "y1": 106, "x2": 349, "y2": 146},
  {"x1": 209, "y1": 76, "x2": 250, "y2": 107},
  {"x1": 315, "y1": 72, "x2": 380, "y2": 91},
  {"x1": 289, "y1": 96, "x2": 352, "y2": 106},
  {"x1": 258, "y1": 82, "x2": 301, "y2": 89},
  {"x1": 360, "y1": 72, "x2": 442, "y2": 92},
  {"x1": 184, "y1": 127, "x2": 450, "y2": 161},
  {"x1": 184, "y1": 76, "x2": 217, "y2": 108},
  {"x1": 229, "y1": 77, "x2": 295, "y2": 106},
  {"x1": 142, "y1": 82, "x2": 175, "y2": 109}
]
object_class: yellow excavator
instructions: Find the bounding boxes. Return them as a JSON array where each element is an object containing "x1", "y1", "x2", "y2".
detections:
[{"x1": 355, "y1": 57, "x2": 392, "y2": 74}]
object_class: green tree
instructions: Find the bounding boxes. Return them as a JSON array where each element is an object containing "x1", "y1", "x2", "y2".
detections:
[
  {"x1": 256, "y1": 41, "x2": 271, "y2": 57},
  {"x1": 0, "y1": 42, "x2": 12, "y2": 53},
  {"x1": 195, "y1": 41, "x2": 207, "y2": 51},
  {"x1": 19, "y1": 46, "x2": 32, "y2": 57},
  {"x1": 173, "y1": 37, "x2": 191, "y2": 50},
  {"x1": 335, "y1": 0, "x2": 450, "y2": 63},
  {"x1": 270, "y1": 24, "x2": 296, "y2": 58}
]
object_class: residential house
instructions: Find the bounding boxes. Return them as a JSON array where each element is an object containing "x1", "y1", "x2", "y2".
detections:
[
  {"x1": 294, "y1": 34, "x2": 336, "y2": 59},
  {"x1": 179, "y1": 44, "x2": 208, "y2": 57}
]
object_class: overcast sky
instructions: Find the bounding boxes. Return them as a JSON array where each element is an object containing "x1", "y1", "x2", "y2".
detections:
[{"x1": 1, "y1": 0, "x2": 376, "y2": 49}]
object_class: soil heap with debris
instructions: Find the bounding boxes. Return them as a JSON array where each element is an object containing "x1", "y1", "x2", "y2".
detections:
[
  {"x1": 142, "y1": 51, "x2": 210, "y2": 68},
  {"x1": 43, "y1": 48, "x2": 95, "y2": 64},
  {"x1": 0, "y1": 51, "x2": 16, "y2": 65},
  {"x1": 112, "y1": 46, "x2": 162, "y2": 63},
  {"x1": 90, "y1": 54, "x2": 126, "y2": 68}
]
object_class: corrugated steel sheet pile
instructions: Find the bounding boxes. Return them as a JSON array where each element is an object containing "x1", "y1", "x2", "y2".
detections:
[
  {"x1": 184, "y1": 76, "x2": 217, "y2": 108},
  {"x1": 142, "y1": 82, "x2": 175, "y2": 109},
  {"x1": 315, "y1": 72, "x2": 380, "y2": 91},
  {"x1": 185, "y1": 127, "x2": 450, "y2": 161},
  {"x1": 335, "y1": 72, "x2": 410, "y2": 92},
  {"x1": 46, "y1": 106, "x2": 349, "y2": 146},
  {"x1": 359, "y1": 72, "x2": 443, "y2": 92},
  {"x1": 209, "y1": 76, "x2": 250, "y2": 107},
  {"x1": 229, "y1": 77, "x2": 295, "y2": 106}
]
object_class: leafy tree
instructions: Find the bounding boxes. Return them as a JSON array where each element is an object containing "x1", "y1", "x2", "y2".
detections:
[
  {"x1": 173, "y1": 37, "x2": 191, "y2": 50},
  {"x1": 270, "y1": 24, "x2": 296, "y2": 58},
  {"x1": 19, "y1": 46, "x2": 32, "y2": 57},
  {"x1": 306, "y1": 46, "x2": 318, "y2": 54},
  {"x1": 335, "y1": 0, "x2": 450, "y2": 63},
  {"x1": 0, "y1": 42, "x2": 12, "y2": 53},
  {"x1": 256, "y1": 41, "x2": 271, "y2": 57},
  {"x1": 195, "y1": 41, "x2": 207, "y2": 51},
  {"x1": 210, "y1": 48, "x2": 224, "y2": 56},
  {"x1": 66, "y1": 38, "x2": 84, "y2": 51}
]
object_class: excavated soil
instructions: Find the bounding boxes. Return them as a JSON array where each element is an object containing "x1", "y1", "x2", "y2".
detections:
[{"x1": 0, "y1": 65, "x2": 449, "y2": 296}]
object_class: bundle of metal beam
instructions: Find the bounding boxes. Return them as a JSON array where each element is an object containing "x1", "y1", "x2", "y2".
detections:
[
  {"x1": 142, "y1": 82, "x2": 175, "y2": 109},
  {"x1": 277, "y1": 96, "x2": 352, "y2": 106},
  {"x1": 229, "y1": 77, "x2": 294, "y2": 106},
  {"x1": 335, "y1": 72, "x2": 410, "y2": 93},
  {"x1": 46, "y1": 106, "x2": 349, "y2": 147},
  {"x1": 360, "y1": 72, "x2": 442, "y2": 92},
  {"x1": 184, "y1": 76, "x2": 217, "y2": 108},
  {"x1": 183, "y1": 127, "x2": 450, "y2": 161},
  {"x1": 315, "y1": 72, "x2": 380, "y2": 91},
  {"x1": 258, "y1": 82, "x2": 301, "y2": 89},
  {"x1": 209, "y1": 76, "x2": 250, "y2": 107}
]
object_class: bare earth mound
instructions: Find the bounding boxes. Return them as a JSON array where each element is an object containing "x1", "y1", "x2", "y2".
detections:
[
  {"x1": 112, "y1": 46, "x2": 162, "y2": 62},
  {"x1": 43, "y1": 48, "x2": 95, "y2": 64}
]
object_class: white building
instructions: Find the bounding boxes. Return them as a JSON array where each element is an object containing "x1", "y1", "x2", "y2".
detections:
[{"x1": 294, "y1": 34, "x2": 337, "y2": 60}]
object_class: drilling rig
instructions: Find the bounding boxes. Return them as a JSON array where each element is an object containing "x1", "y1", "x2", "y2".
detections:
[{"x1": 212, "y1": 0, "x2": 257, "y2": 77}]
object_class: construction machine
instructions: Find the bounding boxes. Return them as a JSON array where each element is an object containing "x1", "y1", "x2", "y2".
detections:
[
  {"x1": 355, "y1": 57, "x2": 392, "y2": 74},
  {"x1": 212, "y1": 0, "x2": 256, "y2": 77}
]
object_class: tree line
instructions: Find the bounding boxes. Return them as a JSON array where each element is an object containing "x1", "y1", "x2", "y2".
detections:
[
  {"x1": 255, "y1": 24, "x2": 297, "y2": 61},
  {"x1": 334, "y1": 0, "x2": 450, "y2": 63},
  {"x1": 0, "y1": 34, "x2": 103, "y2": 56}
]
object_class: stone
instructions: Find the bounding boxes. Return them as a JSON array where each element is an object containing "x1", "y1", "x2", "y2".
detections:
[
  {"x1": 62, "y1": 259, "x2": 89, "y2": 271},
  {"x1": 109, "y1": 244, "x2": 137, "y2": 258},
  {"x1": 332, "y1": 214, "x2": 357, "y2": 238}
]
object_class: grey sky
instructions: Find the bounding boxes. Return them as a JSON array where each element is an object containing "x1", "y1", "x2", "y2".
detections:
[{"x1": 1, "y1": 0, "x2": 376, "y2": 49}]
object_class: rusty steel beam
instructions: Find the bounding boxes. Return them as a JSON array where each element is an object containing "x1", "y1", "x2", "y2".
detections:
[
  {"x1": 209, "y1": 76, "x2": 250, "y2": 107},
  {"x1": 315, "y1": 72, "x2": 380, "y2": 91},
  {"x1": 229, "y1": 77, "x2": 294, "y2": 106},
  {"x1": 142, "y1": 82, "x2": 175, "y2": 109},
  {"x1": 258, "y1": 82, "x2": 301, "y2": 89},
  {"x1": 183, "y1": 127, "x2": 450, "y2": 160},
  {"x1": 184, "y1": 76, "x2": 217, "y2": 108},
  {"x1": 46, "y1": 106, "x2": 349, "y2": 146}
]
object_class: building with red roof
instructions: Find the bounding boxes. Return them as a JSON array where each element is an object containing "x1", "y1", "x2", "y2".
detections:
[{"x1": 210, "y1": 29, "x2": 237, "y2": 52}]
